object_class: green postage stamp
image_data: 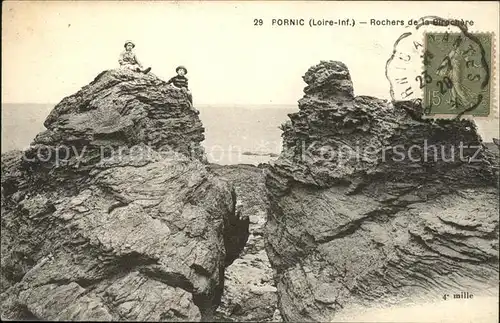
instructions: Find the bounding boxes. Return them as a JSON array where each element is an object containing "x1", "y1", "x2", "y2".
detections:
[{"x1": 423, "y1": 32, "x2": 492, "y2": 116}]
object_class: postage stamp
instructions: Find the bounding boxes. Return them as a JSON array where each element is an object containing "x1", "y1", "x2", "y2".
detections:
[
  {"x1": 423, "y1": 32, "x2": 492, "y2": 116},
  {"x1": 385, "y1": 16, "x2": 496, "y2": 120}
]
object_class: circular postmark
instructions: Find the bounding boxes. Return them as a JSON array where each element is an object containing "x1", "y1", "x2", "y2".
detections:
[{"x1": 386, "y1": 16, "x2": 492, "y2": 119}]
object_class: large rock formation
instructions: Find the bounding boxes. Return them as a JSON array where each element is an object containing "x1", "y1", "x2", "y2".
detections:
[
  {"x1": 26, "y1": 68, "x2": 205, "y2": 168},
  {"x1": 265, "y1": 61, "x2": 499, "y2": 321},
  {"x1": 1, "y1": 69, "x2": 248, "y2": 321}
]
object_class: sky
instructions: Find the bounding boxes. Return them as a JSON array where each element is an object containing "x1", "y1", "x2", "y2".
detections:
[{"x1": 2, "y1": 0, "x2": 499, "y2": 110}]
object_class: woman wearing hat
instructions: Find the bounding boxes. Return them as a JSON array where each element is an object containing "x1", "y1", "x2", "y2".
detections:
[{"x1": 118, "y1": 41, "x2": 151, "y2": 74}]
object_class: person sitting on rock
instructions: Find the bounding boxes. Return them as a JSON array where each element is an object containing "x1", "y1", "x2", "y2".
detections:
[
  {"x1": 166, "y1": 66, "x2": 193, "y2": 105},
  {"x1": 119, "y1": 41, "x2": 151, "y2": 74}
]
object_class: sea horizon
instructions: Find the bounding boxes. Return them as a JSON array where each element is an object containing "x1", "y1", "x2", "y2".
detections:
[
  {"x1": 1, "y1": 103, "x2": 297, "y2": 165},
  {"x1": 2, "y1": 102, "x2": 498, "y2": 165},
  {"x1": 1, "y1": 102, "x2": 298, "y2": 108}
]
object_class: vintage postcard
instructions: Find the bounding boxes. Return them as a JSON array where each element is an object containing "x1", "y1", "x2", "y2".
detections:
[{"x1": 1, "y1": 1, "x2": 499, "y2": 322}]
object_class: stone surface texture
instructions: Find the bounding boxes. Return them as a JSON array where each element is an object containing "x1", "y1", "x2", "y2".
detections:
[
  {"x1": 1, "y1": 69, "x2": 247, "y2": 321},
  {"x1": 265, "y1": 61, "x2": 499, "y2": 322}
]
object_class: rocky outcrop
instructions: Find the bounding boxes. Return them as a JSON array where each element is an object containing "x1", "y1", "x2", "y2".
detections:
[
  {"x1": 265, "y1": 61, "x2": 499, "y2": 321},
  {"x1": 25, "y1": 68, "x2": 205, "y2": 169},
  {"x1": 210, "y1": 164, "x2": 281, "y2": 322},
  {"x1": 1, "y1": 69, "x2": 247, "y2": 321}
]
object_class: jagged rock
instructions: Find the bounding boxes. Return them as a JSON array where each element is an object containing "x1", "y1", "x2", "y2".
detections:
[
  {"x1": 302, "y1": 61, "x2": 354, "y2": 99},
  {"x1": 1, "y1": 70, "x2": 248, "y2": 321},
  {"x1": 265, "y1": 61, "x2": 499, "y2": 321},
  {"x1": 210, "y1": 164, "x2": 281, "y2": 322},
  {"x1": 24, "y1": 68, "x2": 205, "y2": 170}
]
